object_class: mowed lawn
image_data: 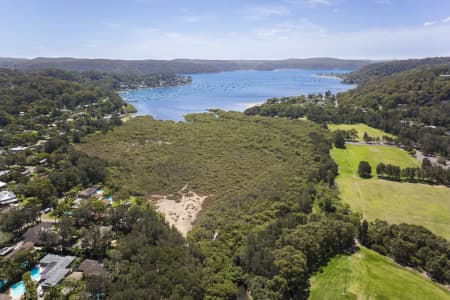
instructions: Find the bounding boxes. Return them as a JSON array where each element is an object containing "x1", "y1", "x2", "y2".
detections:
[
  {"x1": 331, "y1": 144, "x2": 420, "y2": 177},
  {"x1": 331, "y1": 144, "x2": 450, "y2": 239},
  {"x1": 309, "y1": 247, "x2": 450, "y2": 300},
  {"x1": 328, "y1": 123, "x2": 396, "y2": 141}
]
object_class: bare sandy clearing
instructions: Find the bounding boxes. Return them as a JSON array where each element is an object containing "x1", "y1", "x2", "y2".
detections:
[{"x1": 153, "y1": 186, "x2": 208, "y2": 237}]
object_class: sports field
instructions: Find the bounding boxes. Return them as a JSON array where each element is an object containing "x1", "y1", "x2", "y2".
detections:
[
  {"x1": 331, "y1": 143, "x2": 450, "y2": 239},
  {"x1": 309, "y1": 247, "x2": 450, "y2": 300}
]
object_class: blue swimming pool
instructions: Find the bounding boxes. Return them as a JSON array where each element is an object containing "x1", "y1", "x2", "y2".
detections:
[
  {"x1": 30, "y1": 266, "x2": 41, "y2": 281},
  {"x1": 9, "y1": 266, "x2": 41, "y2": 299}
]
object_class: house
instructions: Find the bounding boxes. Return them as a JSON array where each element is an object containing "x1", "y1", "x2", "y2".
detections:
[
  {"x1": 4, "y1": 242, "x2": 34, "y2": 260},
  {"x1": 0, "y1": 247, "x2": 13, "y2": 256},
  {"x1": 22, "y1": 222, "x2": 53, "y2": 245},
  {"x1": 78, "y1": 259, "x2": 109, "y2": 277},
  {"x1": 21, "y1": 166, "x2": 36, "y2": 177},
  {"x1": 72, "y1": 198, "x2": 84, "y2": 208},
  {"x1": 0, "y1": 191, "x2": 17, "y2": 205},
  {"x1": 39, "y1": 254, "x2": 76, "y2": 287},
  {"x1": 9, "y1": 146, "x2": 28, "y2": 153},
  {"x1": 0, "y1": 181, "x2": 6, "y2": 189},
  {"x1": 36, "y1": 140, "x2": 48, "y2": 146},
  {"x1": 78, "y1": 187, "x2": 97, "y2": 198},
  {"x1": 0, "y1": 170, "x2": 10, "y2": 177}
]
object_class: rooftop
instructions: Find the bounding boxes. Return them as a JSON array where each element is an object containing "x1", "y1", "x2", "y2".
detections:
[
  {"x1": 40, "y1": 254, "x2": 76, "y2": 287},
  {"x1": 9, "y1": 146, "x2": 28, "y2": 152},
  {"x1": 0, "y1": 191, "x2": 17, "y2": 205},
  {"x1": 78, "y1": 259, "x2": 109, "y2": 277}
]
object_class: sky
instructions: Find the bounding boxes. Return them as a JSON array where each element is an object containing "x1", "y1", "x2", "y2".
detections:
[{"x1": 0, "y1": 0, "x2": 449, "y2": 60}]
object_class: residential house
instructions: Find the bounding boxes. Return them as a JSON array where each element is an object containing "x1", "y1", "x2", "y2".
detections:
[
  {"x1": 78, "y1": 259, "x2": 109, "y2": 277},
  {"x1": 39, "y1": 254, "x2": 76, "y2": 288},
  {"x1": 0, "y1": 191, "x2": 17, "y2": 205},
  {"x1": 9, "y1": 146, "x2": 28, "y2": 153},
  {"x1": 78, "y1": 188, "x2": 97, "y2": 198}
]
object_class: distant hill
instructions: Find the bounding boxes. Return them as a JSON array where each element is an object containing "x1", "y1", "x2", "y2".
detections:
[
  {"x1": 0, "y1": 57, "x2": 372, "y2": 74},
  {"x1": 343, "y1": 57, "x2": 450, "y2": 84}
]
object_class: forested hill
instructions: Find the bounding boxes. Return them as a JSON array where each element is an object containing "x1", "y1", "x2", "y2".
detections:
[
  {"x1": 343, "y1": 57, "x2": 450, "y2": 84},
  {"x1": 245, "y1": 65, "x2": 450, "y2": 157},
  {"x1": 0, "y1": 57, "x2": 372, "y2": 74}
]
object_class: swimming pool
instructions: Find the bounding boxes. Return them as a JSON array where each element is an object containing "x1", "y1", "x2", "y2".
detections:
[{"x1": 9, "y1": 266, "x2": 41, "y2": 299}]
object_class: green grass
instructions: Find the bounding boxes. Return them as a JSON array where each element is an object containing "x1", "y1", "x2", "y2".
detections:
[
  {"x1": 328, "y1": 123, "x2": 396, "y2": 141},
  {"x1": 336, "y1": 176, "x2": 450, "y2": 239},
  {"x1": 309, "y1": 246, "x2": 450, "y2": 300},
  {"x1": 331, "y1": 144, "x2": 450, "y2": 239},
  {"x1": 331, "y1": 144, "x2": 420, "y2": 177}
]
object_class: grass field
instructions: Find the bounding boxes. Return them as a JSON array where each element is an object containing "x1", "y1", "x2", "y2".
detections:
[
  {"x1": 331, "y1": 144, "x2": 420, "y2": 177},
  {"x1": 336, "y1": 176, "x2": 450, "y2": 239},
  {"x1": 328, "y1": 123, "x2": 396, "y2": 141},
  {"x1": 309, "y1": 246, "x2": 450, "y2": 300},
  {"x1": 331, "y1": 144, "x2": 450, "y2": 239}
]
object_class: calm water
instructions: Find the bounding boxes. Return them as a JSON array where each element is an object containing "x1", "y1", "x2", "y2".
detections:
[{"x1": 119, "y1": 69, "x2": 355, "y2": 121}]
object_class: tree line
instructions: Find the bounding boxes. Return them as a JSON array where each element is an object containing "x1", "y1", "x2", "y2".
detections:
[
  {"x1": 376, "y1": 159, "x2": 450, "y2": 186},
  {"x1": 359, "y1": 219, "x2": 450, "y2": 284}
]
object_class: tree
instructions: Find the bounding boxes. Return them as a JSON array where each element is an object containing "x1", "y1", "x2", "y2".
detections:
[
  {"x1": 332, "y1": 131, "x2": 346, "y2": 149},
  {"x1": 358, "y1": 220, "x2": 369, "y2": 245},
  {"x1": 44, "y1": 286, "x2": 63, "y2": 300},
  {"x1": 376, "y1": 163, "x2": 385, "y2": 177},
  {"x1": 358, "y1": 161, "x2": 372, "y2": 178},
  {"x1": 22, "y1": 271, "x2": 38, "y2": 300},
  {"x1": 59, "y1": 216, "x2": 75, "y2": 247},
  {"x1": 25, "y1": 178, "x2": 56, "y2": 208},
  {"x1": 72, "y1": 131, "x2": 81, "y2": 143},
  {"x1": 363, "y1": 132, "x2": 371, "y2": 142}
]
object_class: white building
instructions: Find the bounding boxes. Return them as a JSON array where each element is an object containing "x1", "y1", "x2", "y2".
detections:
[
  {"x1": 10, "y1": 146, "x2": 28, "y2": 152},
  {"x1": 0, "y1": 191, "x2": 18, "y2": 205}
]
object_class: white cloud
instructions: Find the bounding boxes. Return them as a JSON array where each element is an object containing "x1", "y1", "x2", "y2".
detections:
[
  {"x1": 242, "y1": 5, "x2": 290, "y2": 20},
  {"x1": 106, "y1": 22, "x2": 450, "y2": 60},
  {"x1": 424, "y1": 21, "x2": 436, "y2": 27},
  {"x1": 423, "y1": 16, "x2": 450, "y2": 27},
  {"x1": 442, "y1": 16, "x2": 450, "y2": 23}
]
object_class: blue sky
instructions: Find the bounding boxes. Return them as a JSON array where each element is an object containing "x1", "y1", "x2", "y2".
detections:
[{"x1": 0, "y1": 0, "x2": 449, "y2": 59}]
